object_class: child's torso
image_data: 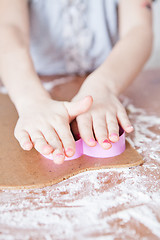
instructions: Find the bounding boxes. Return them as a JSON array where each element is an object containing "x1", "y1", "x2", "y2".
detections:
[{"x1": 29, "y1": 0, "x2": 119, "y2": 75}]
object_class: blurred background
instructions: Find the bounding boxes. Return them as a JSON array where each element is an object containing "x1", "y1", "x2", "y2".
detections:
[{"x1": 145, "y1": 0, "x2": 160, "y2": 69}]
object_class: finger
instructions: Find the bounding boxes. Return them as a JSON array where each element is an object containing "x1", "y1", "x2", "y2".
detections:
[
  {"x1": 64, "y1": 96, "x2": 93, "y2": 121},
  {"x1": 92, "y1": 114, "x2": 112, "y2": 149},
  {"x1": 117, "y1": 107, "x2": 134, "y2": 133},
  {"x1": 55, "y1": 122, "x2": 76, "y2": 158},
  {"x1": 76, "y1": 114, "x2": 96, "y2": 146},
  {"x1": 29, "y1": 130, "x2": 54, "y2": 156},
  {"x1": 41, "y1": 127, "x2": 65, "y2": 164},
  {"x1": 14, "y1": 127, "x2": 33, "y2": 151},
  {"x1": 52, "y1": 149, "x2": 65, "y2": 165},
  {"x1": 106, "y1": 113, "x2": 119, "y2": 142}
]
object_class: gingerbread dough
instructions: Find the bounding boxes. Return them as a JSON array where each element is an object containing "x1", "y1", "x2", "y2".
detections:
[{"x1": 0, "y1": 78, "x2": 144, "y2": 190}]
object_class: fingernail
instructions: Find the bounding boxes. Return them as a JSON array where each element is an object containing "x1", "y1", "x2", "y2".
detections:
[
  {"x1": 110, "y1": 133, "x2": 119, "y2": 141},
  {"x1": 55, "y1": 152, "x2": 64, "y2": 161},
  {"x1": 43, "y1": 145, "x2": 53, "y2": 155},
  {"x1": 24, "y1": 142, "x2": 32, "y2": 150},
  {"x1": 103, "y1": 139, "x2": 112, "y2": 149},
  {"x1": 88, "y1": 138, "x2": 95, "y2": 143},
  {"x1": 88, "y1": 138, "x2": 96, "y2": 146},
  {"x1": 65, "y1": 147, "x2": 74, "y2": 157},
  {"x1": 126, "y1": 125, "x2": 134, "y2": 131}
]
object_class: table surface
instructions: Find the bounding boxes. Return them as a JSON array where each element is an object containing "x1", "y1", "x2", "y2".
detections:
[{"x1": 0, "y1": 70, "x2": 160, "y2": 240}]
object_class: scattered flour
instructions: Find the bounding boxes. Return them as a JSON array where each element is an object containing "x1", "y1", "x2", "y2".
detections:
[
  {"x1": 0, "y1": 85, "x2": 160, "y2": 239},
  {"x1": 42, "y1": 76, "x2": 75, "y2": 92},
  {"x1": 0, "y1": 77, "x2": 75, "y2": 94}
]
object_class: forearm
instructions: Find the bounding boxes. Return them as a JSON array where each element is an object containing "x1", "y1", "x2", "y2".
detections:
[
  {"x1": 0, "y1": 26, "x2": 50, "y2": 111},
  {"x1": 74, "y1": 26, "x2": 153, "y2": 100},
  {"x1": 94, "y1": 25, "x2": 153, "y2": 95}
]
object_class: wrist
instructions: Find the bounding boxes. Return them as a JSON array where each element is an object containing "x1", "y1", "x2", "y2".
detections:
[
  {"x1": 15, "y1": 89, "x2": 51, "y2": 113},
  {"x1": 12, "y1": 76, "x2": 51, "y2": 114},
  {"x1": 76, "y1": 70, "x2": 119, "y2": 100},
  {"x1": 91, "y1": 68, "x2": 121, "y2": 96}
]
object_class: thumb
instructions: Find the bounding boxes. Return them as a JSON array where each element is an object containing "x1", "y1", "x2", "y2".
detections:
[{"x1": 64, "y1": 96, "x2": 93, "y2": 121}]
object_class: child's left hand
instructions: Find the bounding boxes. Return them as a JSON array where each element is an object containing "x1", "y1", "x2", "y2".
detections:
[{"x1": 71, "y1": 74, "x2": 134, "y2": 149}]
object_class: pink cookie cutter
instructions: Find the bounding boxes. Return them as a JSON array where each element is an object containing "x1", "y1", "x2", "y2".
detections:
[{"x1": 42, "y1": 128, "x2": 125, "y2": 161}]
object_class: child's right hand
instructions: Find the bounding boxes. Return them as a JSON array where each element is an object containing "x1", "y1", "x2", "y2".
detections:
[{"x1": 14, "y1": 96, "x2": 93, "y2": 164}]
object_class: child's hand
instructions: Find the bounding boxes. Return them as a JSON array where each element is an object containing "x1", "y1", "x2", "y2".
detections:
[
  {"x1": 14, "y1": 96, "x2": 93, "y2": 164},
  {"x1": 71, "y1": 81, "x2": 134, "y2": 149}
]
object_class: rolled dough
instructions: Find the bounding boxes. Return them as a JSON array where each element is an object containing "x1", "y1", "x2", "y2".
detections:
[{"x1": 0, "y1": 79, "x2": 144, "y2": 190}]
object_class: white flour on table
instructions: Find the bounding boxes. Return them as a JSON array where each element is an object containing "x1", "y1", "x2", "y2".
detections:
[{"x1": 0, "y1": 85, "x2": 160, "y2": 239}]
